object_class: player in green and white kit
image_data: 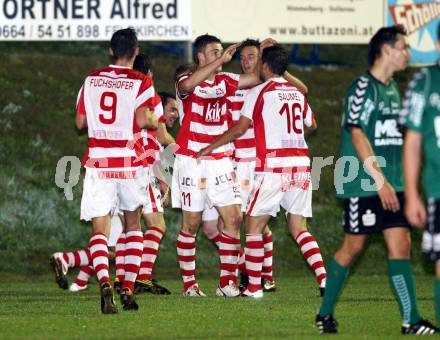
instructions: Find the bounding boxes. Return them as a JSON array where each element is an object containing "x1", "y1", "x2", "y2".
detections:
[
  {"x1": 316, "y1": 26, "x2": 438, "y2": 335},
  {"x1": 403, "y1": 22, "x2": 440, "y2": 328}
]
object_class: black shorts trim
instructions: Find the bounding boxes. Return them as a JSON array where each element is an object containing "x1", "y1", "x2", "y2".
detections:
[
  {"x1": 342, "y1": 192, "x2": 410, "y2": 235},
  {"x1": 422, "y1": 199, "x2": 440, "y2": 262}
]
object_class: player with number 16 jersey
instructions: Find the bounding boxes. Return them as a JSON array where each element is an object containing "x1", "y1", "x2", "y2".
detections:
[{"x1": 199, "y1": 45, "x2": 316, "y2": 297}]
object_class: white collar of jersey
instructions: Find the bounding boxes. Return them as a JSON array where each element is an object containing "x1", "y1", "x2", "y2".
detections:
[
  {"x1": 109, "y1": 64, "x2": 131, "y2": 69},
  {"x1": 267, "y1": 76, "x2": 286, "y2": 83}
]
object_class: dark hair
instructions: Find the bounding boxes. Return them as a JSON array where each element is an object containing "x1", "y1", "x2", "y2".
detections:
[
  {"x1": 239, "y1": 38, "x2": 260, "y2": 53},
  {"x1": 261, "y1": 45, "x2": 288, "y2": 75},
  {"x1": 174, "y1": 63, "x2": 194, "y2": 81},
  {"x1": 133, "y1": 54, "x2": 152, "y2": 75},
  {"x1": 110, "y1": 28, "x2": 138, "y2": 61},
  {"x1": 159, "y1": 91, "x2": 176, "y2": 107},
  {"x1": 193, "y1": 34, "x2": 221, "y2": 64},
  {"x1": 368, "y1": 25, "x2": 407, "y2": 66}
]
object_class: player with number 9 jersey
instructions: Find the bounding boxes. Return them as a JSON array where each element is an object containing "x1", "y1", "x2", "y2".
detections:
[
  {"x1": 76, "y1": 57, "x2": 159, "y2": 222},
  {"x1": 73, "y1": 28, "x2": 159, "y2": 314}
]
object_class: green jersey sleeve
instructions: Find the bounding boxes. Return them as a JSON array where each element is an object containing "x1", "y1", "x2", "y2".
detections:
[
  {"x1": 401, "y1": 68, "x2": 428, "y2": 133},
  {"x1": 343, "y1": 75, "x2": 376, "y2": 132}
]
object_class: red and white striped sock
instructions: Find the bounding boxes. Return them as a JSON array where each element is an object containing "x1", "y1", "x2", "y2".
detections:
[
  {"x1": 262, "y1": 231, "x2": 274, "y2": 281},
  {"x1": 115, "y1": 232, "x2": 126, "y2": 283},
  {"x1": 238, "y1": 248, "x2": 246, "y2": 274},
  {"x1": 176, "y1": 230, "x2": 197, "y2": 292},
  {"x1": 122, "y1": 230, "x2": 143, "y2": 292},
  {"x1": 208, "y1": 232, "x2": 221, "y2": 248},
  {"x1": 245, "y1": 234, "x2": 264, "y2": 292},
  {"x1": 295, "y1": 230, "x2": 327, "y2": 288},
  {"x1": 219, "y1": 232, "x2": 240, "y2": 288},
  {"x1": 89, "y1": 232, "x2": 110, "y2": 286},
  {"x1": 74, "y1": 266, "x2": 94, "y2": 287},
  {"x1": 137, "y1": 226, "x2": 165, "y2": 281},
  {"x1": 62, "y1": 249, "x2": 91, "y2": 268}
]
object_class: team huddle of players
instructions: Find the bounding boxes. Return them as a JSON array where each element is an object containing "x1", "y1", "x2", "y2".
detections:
[{"x1": 50, "y1": 23, "x2": 440, "y2": 335}]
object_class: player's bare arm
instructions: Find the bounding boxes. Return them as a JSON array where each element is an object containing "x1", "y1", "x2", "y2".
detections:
[
  {"x1": 351, "y1": 127, "x2": 399, "y2": 212},
  {"x1": 136, "y1": 106, "x2": 158, "y2": 130},
  {"x1": 238, "y1": 72, "x2": 260, "y2": 89},
  {"x1": 283, "y1": 71, "x2": 308, "y2": 94},
  {"x1": 304, "y1": 117, "x2": 317, "y2": 136},
  {"x1": 75, "y1": 111, "x2": 87, "y2": 129},
  {"x1": 260, "y1": 37, "x2": 277, "y2": 51},
  {"x1": 198, "y1": 116, "x2": 251, "y2": 157},
  {"x1": 179, "y1": 43, "x2": 240, "y2": 94},
  {"x1": 156, "y1": 122, "x2": 175, "y2": 146},
  {"x1": 403, "y1": 130, "x2": 426, "y2": 228}
]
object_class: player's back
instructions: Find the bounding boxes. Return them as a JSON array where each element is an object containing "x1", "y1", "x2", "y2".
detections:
[
  {"x1": 245, "y1": 77, "x2": 313, "y2": 172},
  {"x1": 77, "y1": 65, "x2": 154, "y2": 169}
]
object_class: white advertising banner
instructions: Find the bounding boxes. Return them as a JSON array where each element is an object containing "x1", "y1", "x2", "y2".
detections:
[
  {"x1": 0, "y1": 0, "x2": 191, "y2": 41},
  {"x1": 192, "y1": 0, "x2": 385, "y2": 44}
]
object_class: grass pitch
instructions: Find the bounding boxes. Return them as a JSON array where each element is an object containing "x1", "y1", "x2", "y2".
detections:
[{"x1": 0, "y1": 274, "x2": 436, "y2": 339}]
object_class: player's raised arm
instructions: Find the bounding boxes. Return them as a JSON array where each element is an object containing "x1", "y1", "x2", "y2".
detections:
[
  {"x1": 156, "y1": 121, "x2": 175, "y2": 145},
  {"x1": 178, "y1": 43, "x2": 240, "y2": 94},
  {"x1": 198, "y1": 116, "x2": 251, "y2": 157},
  {"x1": 136, "y1": 106, "x2": 157, "y2": 130},
  {"x1": 284, "y1": 71, "x2": 308, "y2": 94},
  {"x1": 197, "y1": 121, "x2": 246, "y2": 158}
]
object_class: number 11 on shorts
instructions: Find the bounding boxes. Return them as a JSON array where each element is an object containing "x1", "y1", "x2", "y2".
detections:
[{"x1": 181, "y1": 192, "x2": 191, "y2": 207}]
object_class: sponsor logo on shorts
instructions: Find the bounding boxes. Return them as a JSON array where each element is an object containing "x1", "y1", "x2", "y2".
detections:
[
  {"x1": 214, "y1": 173, "x2": 233, "y2": 186},
  {"x1": 181, "y1": 177, "x2": 197, "y2": 187},
  {"x1": 98, "y1": 170, "x2": 136, "y2": 179},
  {"x1": 281, "y1": 172, "x2": 311, "y2": 192},
  {"x1": 362, "y1": 209, "x2": 376, "y2": 227}
]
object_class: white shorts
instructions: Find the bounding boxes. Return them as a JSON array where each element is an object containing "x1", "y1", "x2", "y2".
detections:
[
  {"x1": 108, "y1": 214, "x2": 123, "y2": 248},
  {"x1": 142, "y1": 172, "x2": 164, "y2": 214},
  {"x1": 246, "y1": 171, "x2": 312, "y2": 218},
  {"x1": 235, "y1": 160, "x2": 256, "y2": 213},
  {"x1": 80, "y1": 167, "x2": 150, "y2": 221},
  {"x1": 171, "y1": 155, "x2": 241, "y2": 212},
  {"x1": 202, "y1": 205, "x2": 219, "y2": 221}
]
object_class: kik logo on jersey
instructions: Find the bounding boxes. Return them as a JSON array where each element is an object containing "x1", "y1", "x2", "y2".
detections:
[
  {"x1": 374, "y1": 119, "x2": 403, "y2": 146},
  {"x1": 205, "y1": 101, "x2": 226, "y2": 122}
]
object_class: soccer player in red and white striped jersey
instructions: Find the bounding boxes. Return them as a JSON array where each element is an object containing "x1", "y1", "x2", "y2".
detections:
[
  {"x1": 117, "y1": 55, "x2": 174, "y2": 295},
  {"x1": 172, "y1": 34, "x2": 269, "y2": 297},
  {"x1": 135, "y1": 92, "x2": 177, "y2": 295},
  {"x1": 74, "y1": 28, "x2": 158, "y2": 313},
  {"x1": 199, "y1": 45, "x2": 322, "y2": 298},
  {"x1": 60, "y1": 56, "x2": 176, "y2": 296},
  {"x1": 201, "y1": 39, "x2": 326, "y2": 294}
]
